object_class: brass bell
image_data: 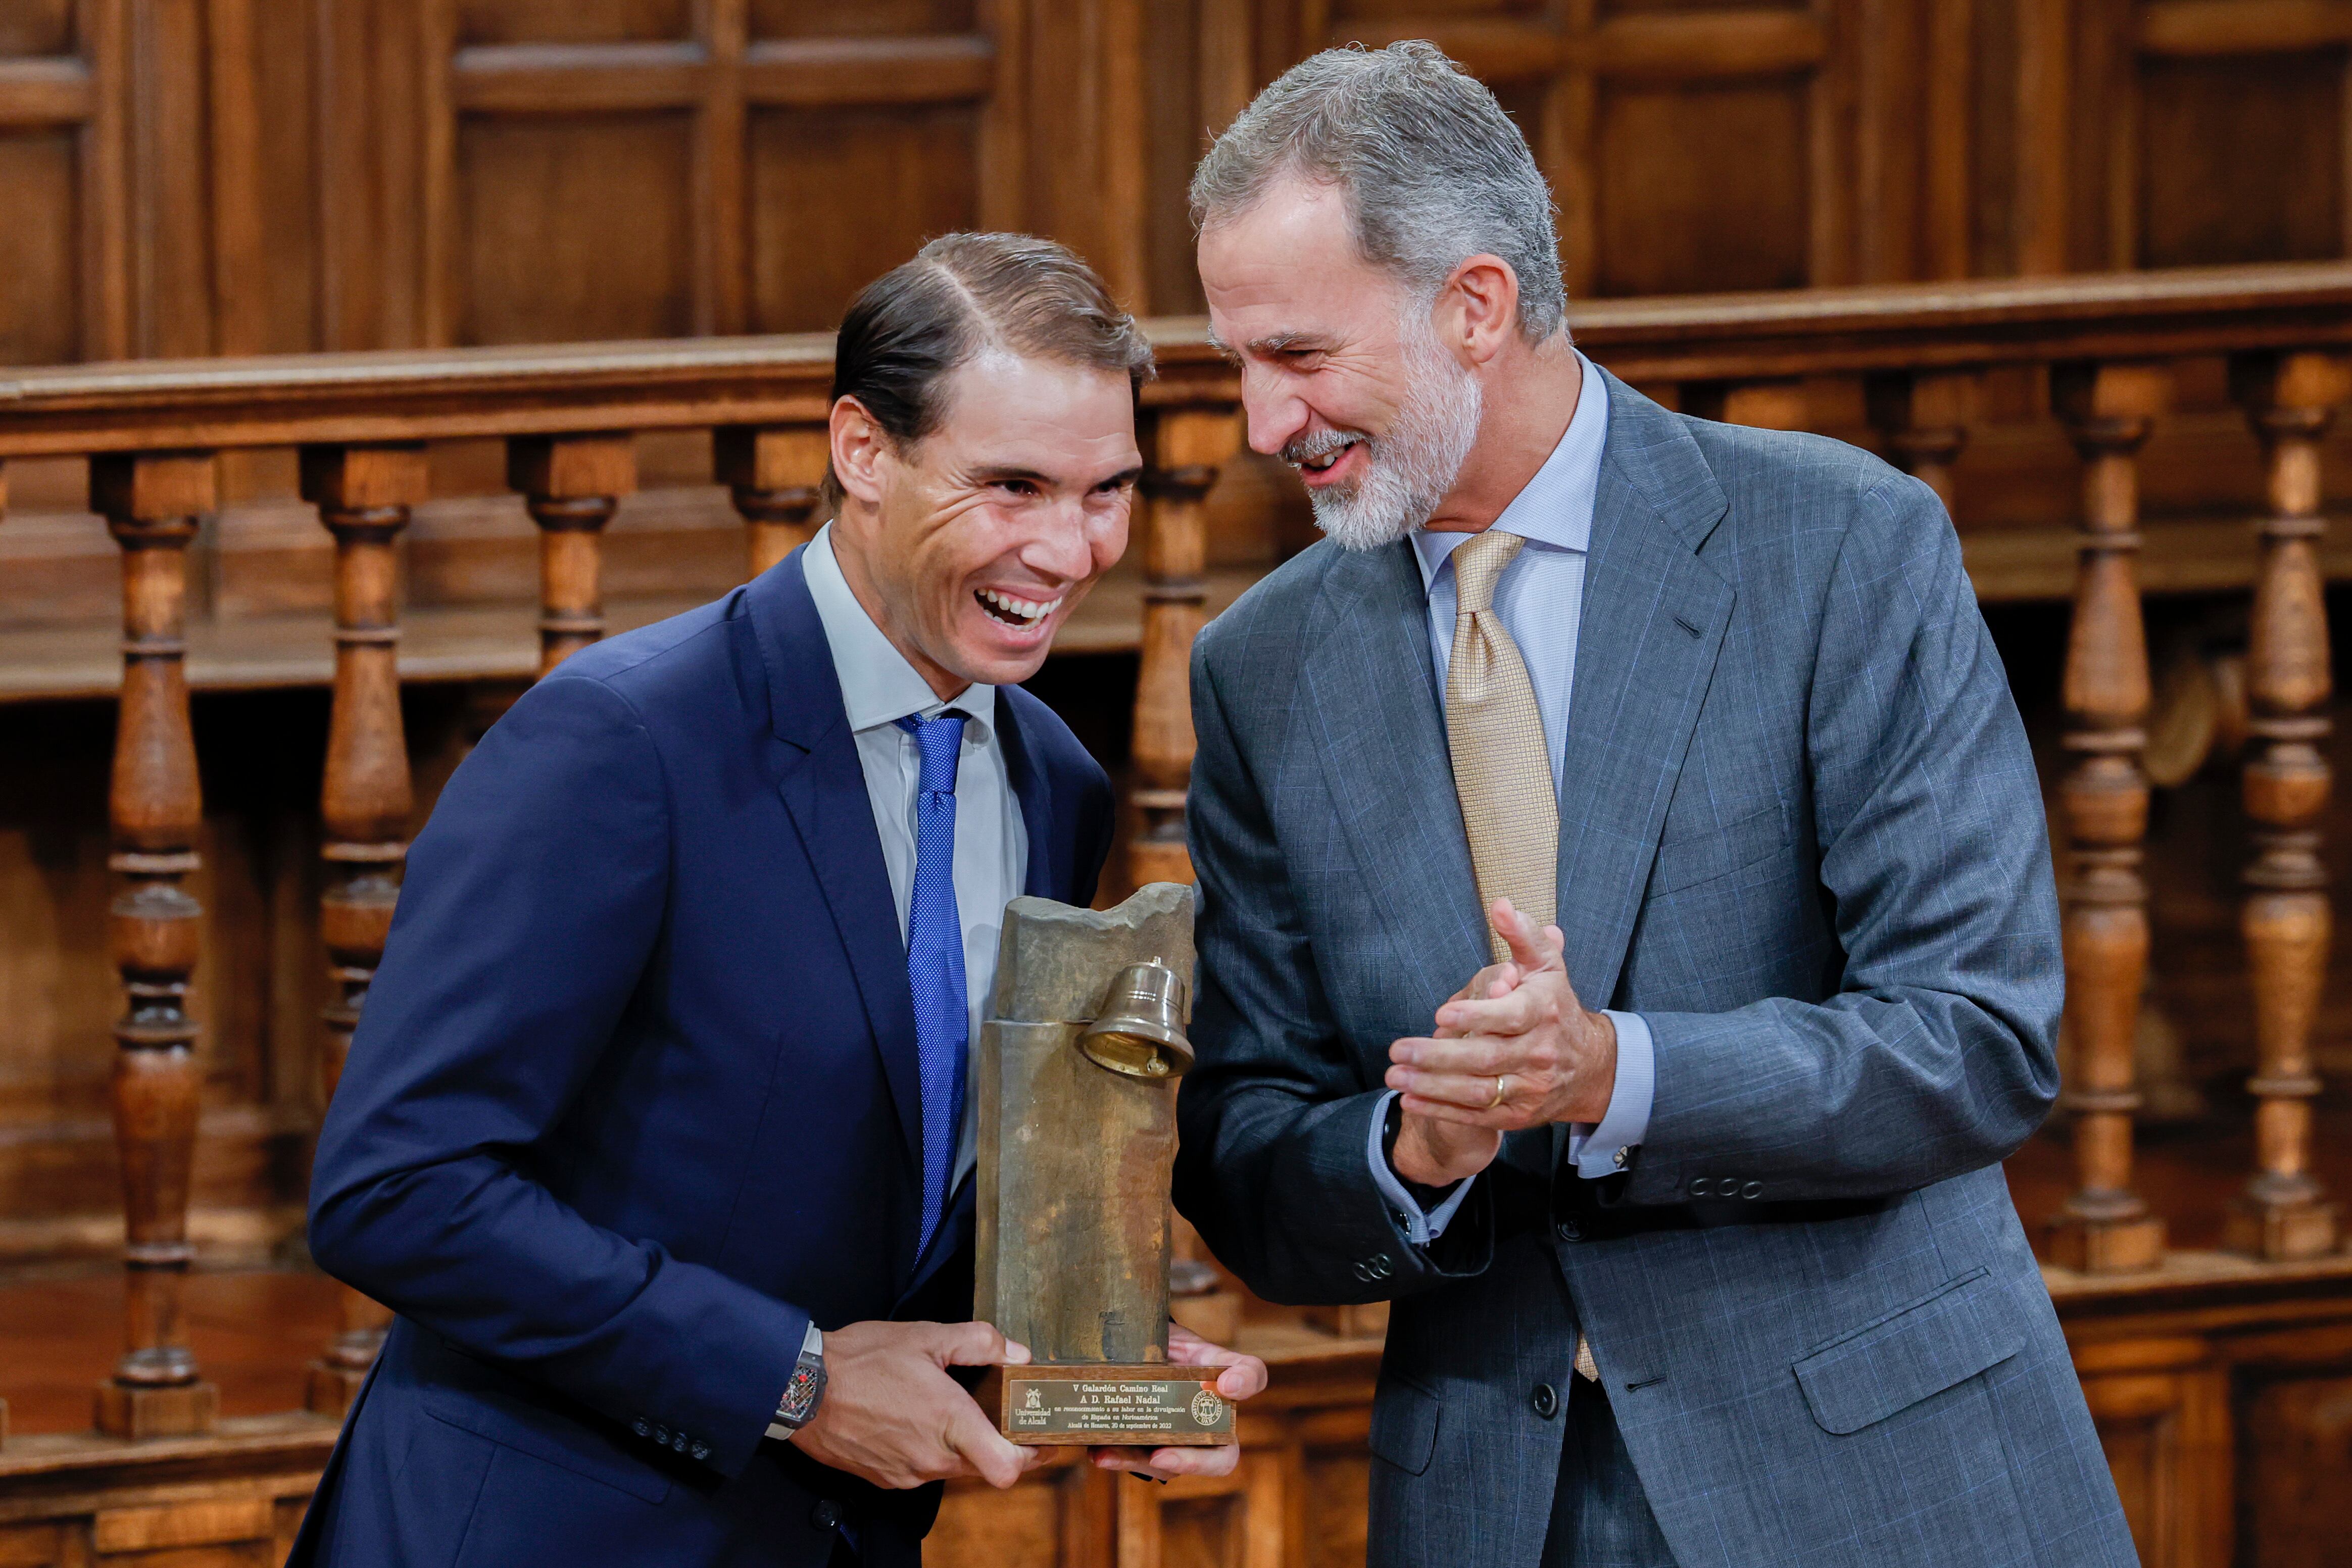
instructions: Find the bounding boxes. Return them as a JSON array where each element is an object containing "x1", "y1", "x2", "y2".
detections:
[{"x1": 1077, "y1": 960, "x2": 1194, "y2": 1080}]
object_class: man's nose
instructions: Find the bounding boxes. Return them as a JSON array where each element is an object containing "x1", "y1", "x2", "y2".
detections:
[
  {"x1": 1241, "y1": 369, "x2": 1308, "y2": 459},
  {"x1": 1024, "y1": 500, "x2": 1101, "y2": 579}
]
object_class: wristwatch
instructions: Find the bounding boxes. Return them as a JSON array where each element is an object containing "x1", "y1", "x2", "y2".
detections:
[{"x1": 767, "y1": 1322, "x2": 828, "y2": 1438}]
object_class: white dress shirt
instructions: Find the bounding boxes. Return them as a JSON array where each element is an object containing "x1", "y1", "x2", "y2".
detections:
[
  {"x1": 1369, "y1": 355, "x2": 1658, "y2": 1244},
  {"x1": 802, "y1": 523, "x2": 1027, "y2": 1186}
]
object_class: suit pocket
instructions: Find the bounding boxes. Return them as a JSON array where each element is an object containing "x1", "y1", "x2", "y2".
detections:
[
  {"x1": 1649, "y1": 802, "x2": 1787, "y2": 896},
  {"x1": 1791, "y1": 1265, "x2": 2021, "y2": 1436},
  {"x1": 1368, "y1": 1373, "x2": 1440, "y2": 1477},
  {"x1": 420, "y1": 1384, "x2": 672, "y2": 1504}
]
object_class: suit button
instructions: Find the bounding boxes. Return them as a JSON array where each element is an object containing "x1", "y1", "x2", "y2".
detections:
[
  {"x1": 1368, "y1": 1253, "x2": 1394, "y2": 1280},
  {"x1": 671, "y1": 1432, "x2": 690, "y2": 1452},
  {"x1": 1352, "y1": 1261, "x2": 1374, "y2": 1282},
  {"x1": 653, "y1": 1424, "x2": 671, "y2": 1444},
  {"x1": 692, "y1": 1441, "x2": 711, "y2": 1461},
  {"x1": 1556, "y1": 1217, "x2": 1583, "y2": 1242},
  {"x1": 1688, "y1": 1177, "x2": 1712, "y2": 1197},
  {"x1": 1530, "y1": 1383, "x2": 1560, "y2": 1419},
  {"x1": 812, "y1": 1499, "x2": 841, "y2": 1531},
  {"x1": 632, "y1": 1417, "x2": 651, "y2": 1437},
  {"x1": 1741, "y1": 1181, "x2": 1763, "y2": 1200}
]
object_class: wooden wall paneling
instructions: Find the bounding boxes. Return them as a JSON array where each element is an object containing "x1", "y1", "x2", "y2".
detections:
[
  {"x1": 128, "y1": 0, "x2": 213, "y2": 357},
  {"x1": 2071, "y1": 1334, "x2": 2230, "y2": 1568},
  {"x1": 1022, "y1": 0, "x2": 1149, "y2": 311},
  {"x1": 694, "y1": 0, "x2": 747, "y2": 336},
  {"x1": 320, "y1": 0, "x2": 426, "y2": 350},
  {"x1": 977, "y1": 0, "x2": 1027, "y2": 235},
  {"x1": 203, "y1": 0, "x2": 267, "y2": 356},
  {"x1": 89, "y1": 449, "x2": 221, "y2": 1439},
  {"x1": 2134, "y1": 0, "x2": 2352, "y2": 271},
  {"x1": 0, "y1": 0, "x2": 126, "y2": 362},
  {"x1": 2233, "y1": 1328, "x2": 2352, "y2": 1568},
  {"x1": 2008, "y1": 0, "x2": 2074, "y2": 275}
]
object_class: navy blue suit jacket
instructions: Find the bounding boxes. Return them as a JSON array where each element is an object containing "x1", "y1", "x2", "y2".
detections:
[{"x1": 290, "y1": 548, "x2": 1115, "y2": 1568}]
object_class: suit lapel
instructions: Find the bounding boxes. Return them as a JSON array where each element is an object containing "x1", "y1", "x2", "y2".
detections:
[
  {"x1": 995, "y1": 690, "x2": 1061, "y2": 901},
  {"x1": 1555, "y1": 371, "x2": 1735, "y2": 1010},
  {"x1": 748, "y1": 549, "x2": 924, "y2": 1175},
  {"x1": 1300, "y1": 541, "x2": 1492, "y2": 1015}
]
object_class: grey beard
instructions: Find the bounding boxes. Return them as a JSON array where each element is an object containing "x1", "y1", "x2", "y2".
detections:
[{"x1": 1306, "y1": 316, "x2": 1485, "y2": 552}]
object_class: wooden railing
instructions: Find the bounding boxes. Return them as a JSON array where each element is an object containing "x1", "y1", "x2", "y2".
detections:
[{"x1": 5, "y1": 262, "x2": 2352, "y2": 1568}]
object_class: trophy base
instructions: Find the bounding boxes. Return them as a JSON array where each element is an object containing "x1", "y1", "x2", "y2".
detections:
[{"x1": 995, "y1": 1364, "x2": 1235, "y2": 1446}]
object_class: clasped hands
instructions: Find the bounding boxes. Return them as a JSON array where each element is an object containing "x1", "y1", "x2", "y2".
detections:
[
  {"x1": 1384, "y1": 899, "x2": 1618, "y2": 1189},
  {"x1": 791, "y1": 1318, "x2": 1266, "y2": 1491}
]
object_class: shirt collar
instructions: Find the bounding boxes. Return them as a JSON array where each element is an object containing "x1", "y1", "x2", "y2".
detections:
[
  {"x1": 803, "y1": 523, "x2": 996, "y2": 736},
  {"x1": 1410, "y1": 350, "x2": 1609, "y2": 589}
]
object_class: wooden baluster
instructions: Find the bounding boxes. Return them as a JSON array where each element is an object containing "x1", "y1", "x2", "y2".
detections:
[
  {"x1": 298, "y1": 444, "x2": 428, "y2": 1415},
  {"x1": 2225, "y1": 351, "x2": 2351, "y2": 1261},
  {"x1": 1866, "y1": 369, "x2": 1979, "y2": 515},
  {"x1": 1680, "y1": 378, "x2": 1809, "y2": 430},
  {"x1": 2045, "y1": 363, "x2": 2172, "y2": 1275},
  {"x1": 1129, "y1": 406, "x2": 1241, "y2": 889},
  {"x1": 90, "y1": 452, "x2": 221, "y2": 1438},
  {"x1": 507, "y1": 434, "x2": 637, "y2": 677},
  {"x1": 715, "y1": 425, "x2": 829, "y2": 580}
]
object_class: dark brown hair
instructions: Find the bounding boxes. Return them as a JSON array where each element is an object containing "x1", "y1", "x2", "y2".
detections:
[{"x1": 821, "y1": 233, "x2": 1156, "y2": 510}]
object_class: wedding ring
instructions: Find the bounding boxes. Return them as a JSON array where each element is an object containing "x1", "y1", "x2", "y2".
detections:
[{"x1": 1489, "y1": 1074, "x2": 1509, "y2": 1109}]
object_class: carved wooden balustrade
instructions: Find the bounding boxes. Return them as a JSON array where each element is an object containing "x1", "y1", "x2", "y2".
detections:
[{"x1": 4, "y1": 262, "x2": 2352, "y2": 1567}]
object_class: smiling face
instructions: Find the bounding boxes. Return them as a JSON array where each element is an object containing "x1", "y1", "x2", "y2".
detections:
[
  {"x1": 828, "y1": 351, "x2": 1142, "y2": 697},
  {"x1": 1199, "y1": 177, "x2": 1484, "y2": 549}
]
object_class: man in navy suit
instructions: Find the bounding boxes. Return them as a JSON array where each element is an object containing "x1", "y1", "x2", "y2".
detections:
[{"x1": 291, "y1": 232, "x2": 1265, "y2": 1568}]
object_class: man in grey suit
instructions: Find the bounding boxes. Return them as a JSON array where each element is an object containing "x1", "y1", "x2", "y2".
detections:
[{"x1": 1171, "y1": 41, "x2": 2138, "y2": 1568}]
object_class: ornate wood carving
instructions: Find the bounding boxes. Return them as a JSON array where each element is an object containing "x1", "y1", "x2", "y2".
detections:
[
  {"x1": 714, "y1": 424, "x2": 829, "y2": 579},
  {"x1": 507, "y1": 434, "x2": 638, "y2": 677},
  {"x1": 1129, "y1": 406, "x2": 1241, "y2": 888},
  {"x1": 89, "y1": 452, "x2": 221, "y2": 1438},
  {"x1": 2224, "y1": 351, "x2": 2351, "y2": 1261},
  {"x1": 1866, "y1": 368, "x2": 1980, "y2": 514},
  {"x1": 2046, "y1": 361, "x2": 2172, "y2": 1276},
  {"x1": 297, "y1": 443, "x2": 430, "y2": 1415}
]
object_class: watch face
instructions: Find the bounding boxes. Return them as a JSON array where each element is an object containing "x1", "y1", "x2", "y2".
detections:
[{"x1": 779, "y1": 1355, "x2": 824, "y2": 1425}]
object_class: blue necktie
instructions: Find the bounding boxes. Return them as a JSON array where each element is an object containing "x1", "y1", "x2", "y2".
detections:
[{"x1": 897, "y1": 712, "x2": 968, "y2": 1257}]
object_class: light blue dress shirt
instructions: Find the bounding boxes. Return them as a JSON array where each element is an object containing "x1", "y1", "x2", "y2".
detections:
[
  {"x1": 802, "y1": 523, "x2": 1027, "y2": 1187},
  {"x1": 1367, "y1": 356, "x2": 1658, "y2": 1244}
]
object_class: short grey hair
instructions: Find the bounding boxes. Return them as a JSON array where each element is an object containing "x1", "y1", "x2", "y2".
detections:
[{"x1": 1190, "y1": 41, "x2": 1566, "y2": 340}]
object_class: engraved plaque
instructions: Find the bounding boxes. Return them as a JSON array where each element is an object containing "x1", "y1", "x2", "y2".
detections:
[{"x1": 1000, "y1": 1367, "x2": 1235, "y2": 1446}]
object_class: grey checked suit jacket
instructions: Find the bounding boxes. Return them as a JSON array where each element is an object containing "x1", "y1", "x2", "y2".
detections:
[{"x1": 1172, "y1": 371, "x2": 2137, "y2": 1568}]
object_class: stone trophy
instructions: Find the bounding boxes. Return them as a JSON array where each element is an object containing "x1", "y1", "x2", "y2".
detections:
[{"x1": 974, "y1": 883, "x2": 1235, "y2": 1448}]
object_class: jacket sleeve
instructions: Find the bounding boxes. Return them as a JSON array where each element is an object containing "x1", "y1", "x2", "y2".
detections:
[
  {"x1": 306, "y1": 672, "x2": 804, "y2": 1479},
  {"x1": 1173, "y1": 627, "x2": 1494, "y2": 1306},
  {"x1": 1623, "y1": 473, "x2": 2064, "y2": 1205}
]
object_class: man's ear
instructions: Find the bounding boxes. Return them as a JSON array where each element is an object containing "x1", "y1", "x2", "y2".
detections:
[
  {"x1": 1437, "y1": 255, "x2": 1522, "y2": 367},
  {"x1": 829, "y1": 396, "x2": 892, "y2": 508}
]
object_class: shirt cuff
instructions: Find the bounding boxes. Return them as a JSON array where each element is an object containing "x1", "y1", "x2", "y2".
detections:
[
  {"x1": 1367, "y1": 1090, "x2": 1477, "y2": 1244},
  {"x1": 765, "y1": 1320, "x2": 824, "y2": 1441},
  {"x1": 1566, "y1": 1011, "x2": 1655, "y2": 1179}
]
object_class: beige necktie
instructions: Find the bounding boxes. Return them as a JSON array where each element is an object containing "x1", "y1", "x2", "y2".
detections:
[
  {"x1": 1442, "y1": 528, "x2": 1599, "y2": 1384},
  {"x1": 1445, "y1": 529, "x2": 1558, "y2": 963}
]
